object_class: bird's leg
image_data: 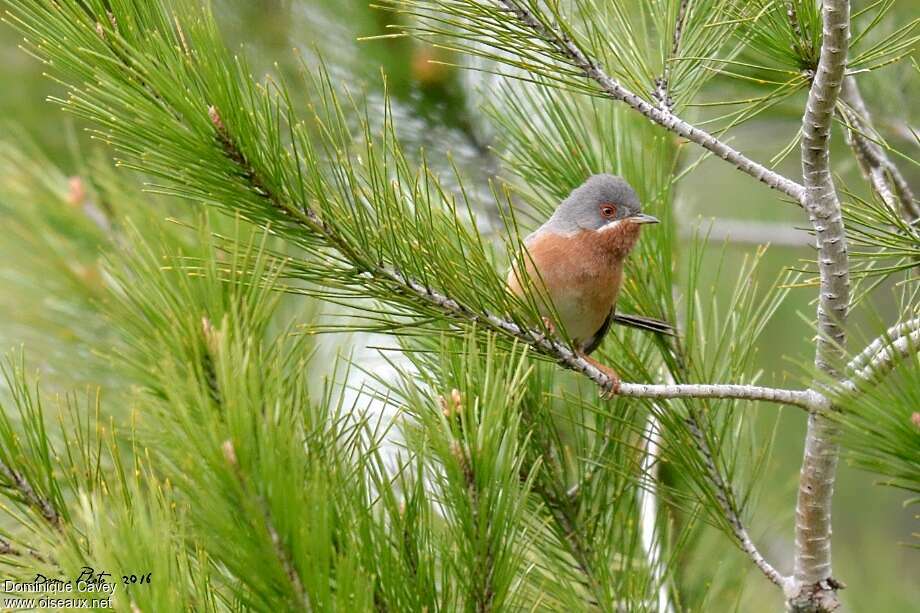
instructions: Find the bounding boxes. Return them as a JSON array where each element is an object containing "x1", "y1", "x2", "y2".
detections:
[
  {"x1": 541, "y1": 316, "x2": 557, "y2": 335},
  {"x1": 577, "y1": 352, "x2": 621, "y2": 399}
]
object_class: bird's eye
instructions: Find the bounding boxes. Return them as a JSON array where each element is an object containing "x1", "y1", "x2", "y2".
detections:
[{"x1": 600, "y1": 204, "x2": 617, "y2": 218}]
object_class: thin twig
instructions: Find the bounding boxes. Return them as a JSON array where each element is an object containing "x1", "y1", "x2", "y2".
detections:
[
  {"x1": 842, "y1": 326, "x2": 920, "y2": 391},
  {"x1": 847, "y1": 317, "x2": 920, "y2": 372},
  {"x1": 839, "y1": 77, "x2": 918, "y2": 223},
  {"x1": 0, "y1": 536, "x2": 54, "y2": 565},
  {"x1": 0, "y1": 463, "x2": 61, "y2": 529},
  {"x1": 653, "y1": 0, "x2": 690, "y2": 112},
  {"x1": 496, "y1": 0, "x2": 805, "y2": 203},
  {"x1": 683, "y1": 416, "x2": 790, "y2": 589}
]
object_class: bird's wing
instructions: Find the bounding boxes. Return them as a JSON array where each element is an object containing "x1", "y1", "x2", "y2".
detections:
[
  {"x1": 610, "y1": 313, "x2": 676, "y2": 336},
  {"x1": 582, "y1": 310, "x2": 614, "y2": 355},
  {"x1": 583, "y1": 311, "x2": 676, "y2": 355}
]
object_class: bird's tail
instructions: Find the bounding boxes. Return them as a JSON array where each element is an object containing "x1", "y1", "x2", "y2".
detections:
[{"x1": 611, "y1": 313, "x2": 676, "y2": 336}]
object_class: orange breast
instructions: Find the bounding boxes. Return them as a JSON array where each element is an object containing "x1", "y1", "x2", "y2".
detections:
[{"x1": 508, "y1": 229, "x2": 629, "y2": 346}]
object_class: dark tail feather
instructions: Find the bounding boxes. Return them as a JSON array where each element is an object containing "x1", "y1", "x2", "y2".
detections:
[{"x1": 611, "y1": 313, "x2": 676, "y2": 336}]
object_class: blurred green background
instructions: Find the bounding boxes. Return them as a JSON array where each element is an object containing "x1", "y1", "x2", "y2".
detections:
[{"x1": 0, "y1": 0, "x2": 917, "y2": 609}]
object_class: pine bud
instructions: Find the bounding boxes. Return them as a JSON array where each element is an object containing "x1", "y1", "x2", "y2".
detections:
[
  {"x1": 221, "y1": 439, "x2": 237, "y2": 467},
  {"x1": 440, "y1": 388, "x2": 463, "y2": 418},
  {"x1": 410, "y1": 47, "x2": 448, "y2": 85},
  {"x1": 201, "y1": 316, "x2": 222, "y2": 355},
  {"x1": 208, "y1": 105, "x2": 225, "y2": 133},
  {"x1": 449, "y1": 440, "x2": 465, "y2": 465},
  {"x1": 66, "y1": 176, "x2": 86, "y2": 207}
]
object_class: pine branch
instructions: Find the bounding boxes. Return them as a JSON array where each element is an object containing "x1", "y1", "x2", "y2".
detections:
[
  {"x1": 683, "y1": 416, "x2": 789, "y2": 589},
  {"x1": 839, "y1": 77, "x2": 918, "y2": 223},
  {"x1": 0, "y1": 536, "x2": 54, "y2": 565},
  {"x1": 791, "y1": 0, "x2": 851, "y2": 609},
  {"x1": 842, "y1": 324, "x2": 920, "y2": 391},
  {"x1": 654, "y1": 357, "x2": 792, "y2": 591},
  {"x1": 494, "y1": 0, "x2": 806, "y2": 202},
  {"x1": 0, "y1": 461, "x2": 61, "y2": 530},
  {"x1": 451, "y1": 441, "x2": 498, "y2": 613},
  {"x1": 221, "y1": 439, "x2": 311, "y2": 610},
  {"x1": 653, "y1": 0, "x2": 690, "y2": 112},
  {"x1": 846, "y1": 317, "x2": 920, "y2": 373},
  {"x1": 618, "y1": 382, "x2": 824, "y2": 411},
  {"x1": 532, "y1": 467, "x2": 605, "y2": 608},
  {"x1": 207, "y1": 103, "x2": 826, "y2": 414}
]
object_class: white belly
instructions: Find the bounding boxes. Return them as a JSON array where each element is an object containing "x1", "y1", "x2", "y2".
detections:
[{"x1": 541, "y1": 283, "x2": 611, "y2": 345}]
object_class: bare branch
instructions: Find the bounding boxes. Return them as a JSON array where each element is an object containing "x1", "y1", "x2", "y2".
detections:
[
  {"x1": 619, "y1": 381, "x2": 823, "y2": 411},
  {"x1": 847, "y1": 317, "x2": 920, "y2": 373},
  {"x1": 839, "y1": 77, "x2": 918, "y2": 223},
  {"x1": 791, "y1": 0, "x2": 851, "y2": 609},
  {"x1": 495, "y1": 0, "x2": 806, "y2": 203},
  {"x1": 801, "y1": 11, "x2": 851, "y2": 378},
  {"x1": 843, "y1": 325, "x2": 920, "y2": 392}
]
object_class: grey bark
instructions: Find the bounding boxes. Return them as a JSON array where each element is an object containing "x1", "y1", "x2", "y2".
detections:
[{"x1": 790, "y1": 0, "x2": 852, "y2": 610}]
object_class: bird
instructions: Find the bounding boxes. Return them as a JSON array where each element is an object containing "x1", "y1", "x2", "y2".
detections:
[{"x1": 507, "y1": 174, "x2": 673, "y2": 393}]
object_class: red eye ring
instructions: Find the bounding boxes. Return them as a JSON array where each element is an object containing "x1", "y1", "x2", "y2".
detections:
[{"x1": 600, "y1": 204, "x2": 617, "y2": 218}]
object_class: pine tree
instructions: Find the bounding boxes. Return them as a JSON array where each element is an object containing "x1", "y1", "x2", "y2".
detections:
[{"x1": 0, "y1": 1, "x2": 916, "y2": 611}]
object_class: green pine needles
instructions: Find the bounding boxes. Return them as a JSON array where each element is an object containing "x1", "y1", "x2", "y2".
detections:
[{"x1": 0, "y1": 0, "x2": 917, "y2": 611}]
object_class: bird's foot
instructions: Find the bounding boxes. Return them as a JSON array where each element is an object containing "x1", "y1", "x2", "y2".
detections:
[
  {"x1": 599, "y1": 370, "x2": 621, "y2": 400},
  {"x1": 577, "y1": 352, "x2": 621, "y2": 399}
]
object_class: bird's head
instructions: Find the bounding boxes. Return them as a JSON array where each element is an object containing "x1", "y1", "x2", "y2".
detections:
[{"x1": 545, "y1": 174, "x2": 659, "y2": 236}]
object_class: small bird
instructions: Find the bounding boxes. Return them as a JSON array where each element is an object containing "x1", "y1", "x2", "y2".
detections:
[{"x1": 507, "y1": 174, "x2": 672, "y2": 392}]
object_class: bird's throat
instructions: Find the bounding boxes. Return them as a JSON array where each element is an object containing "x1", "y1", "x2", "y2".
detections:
[{"x1": 592, "y1": 222, "x2": 641, "y2": 258}]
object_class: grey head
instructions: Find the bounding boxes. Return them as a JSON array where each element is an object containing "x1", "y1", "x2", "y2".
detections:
[{"x1": 539, "y1": 174, "x2": 658, "y2": 235}]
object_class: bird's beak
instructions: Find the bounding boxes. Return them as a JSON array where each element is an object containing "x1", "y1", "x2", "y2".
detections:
[{"x1": 629, "y1": 213, "x2": 659, "y2": 225}]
